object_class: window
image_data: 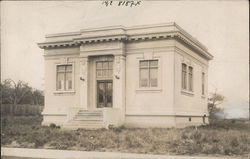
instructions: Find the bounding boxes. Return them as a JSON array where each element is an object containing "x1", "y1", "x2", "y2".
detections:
[
  {"x1": 182, "y1": 63, "x2": 187, "y2": 90},
  {"x1": 188, "y1": 66, "x2": 193, "y2": 91},
  {"x1": 202, "y1": 72, "x2": 205, "y2": 95},
  {"x1": 96, "y1": 61, "x2": 113, "y2": 79},
  {"x1": 56, "y1": 65, "x2": 73, "y2": 91},
  {"x1": 139, "y1": 60, "x2": 158, "y2": 88},
  {"x1": 182, "y1": 63, "x2": 194, "y2": 92}
]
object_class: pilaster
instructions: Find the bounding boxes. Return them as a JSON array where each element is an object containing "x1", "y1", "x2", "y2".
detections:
[
  {"x1": 113, "y1": 54, "x2": 126, "y2": 123},
  {"x1": 79, "y1": 56, "x2": 88, "y2": 109}
]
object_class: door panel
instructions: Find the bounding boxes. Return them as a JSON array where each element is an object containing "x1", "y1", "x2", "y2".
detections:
[{"x1": 97, "y1": 81, "x2": 112, "y2": 108}]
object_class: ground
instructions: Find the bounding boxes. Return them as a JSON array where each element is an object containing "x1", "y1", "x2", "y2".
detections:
[{"x1": 1, "y1": 116, "x2": 249, "y2": 157}]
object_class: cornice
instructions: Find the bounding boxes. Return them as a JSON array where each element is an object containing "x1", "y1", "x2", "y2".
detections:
[
  {"x1": 174, "y1": 33, "x2": 213, "y2": 60},
  {"x1": 74, "y1": 34, "x2": 128, "y2": 44},
  {"x1": 37, "y1": 40, "x2": 78, "y2": 49},
  {"x1": 38, "y1": 23, "x2": 213, "y2": 60}
]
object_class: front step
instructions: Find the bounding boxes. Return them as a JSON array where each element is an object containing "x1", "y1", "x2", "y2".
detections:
[
  {"x1": 74, "y1": 110, "x2": 103, "y2": 121},
  {"x1": 63, "y1": 109, "x2": 105, "y2": 130}
]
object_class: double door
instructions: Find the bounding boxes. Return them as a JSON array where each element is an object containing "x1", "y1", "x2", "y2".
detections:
[{"x1": 97, "y1": 81, "x2": 112, "y2": 108}]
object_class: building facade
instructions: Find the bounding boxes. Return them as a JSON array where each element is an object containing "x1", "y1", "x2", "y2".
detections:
[{"x1": 38, "y1": 23, "x2": 213, "y2": 129}]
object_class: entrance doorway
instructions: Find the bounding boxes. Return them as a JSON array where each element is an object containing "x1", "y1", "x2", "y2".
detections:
[{"x1": 97, "y1": 81, "x2": 112, "y2": 108}]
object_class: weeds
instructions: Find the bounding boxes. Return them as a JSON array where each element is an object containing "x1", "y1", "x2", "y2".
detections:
[{"x1": 1, "y1": 116, "x2": 249, "y2": 157}]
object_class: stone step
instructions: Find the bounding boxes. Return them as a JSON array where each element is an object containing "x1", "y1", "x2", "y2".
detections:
[
  {"x1": 73, "y1": 118, "x2": 103, "y2": 121},
  {"x1": 77, "y1": 113, "x2": 103, "y2": 116},
  {"x1": 74, "y1": 112, "x2": 103, "y2": 121},
  {"x1": 78, "y1": 110, "x2": 103, "y2": 113},
  {"x1": 62, "y1": 109, "x2": 105, "y2": 130}
]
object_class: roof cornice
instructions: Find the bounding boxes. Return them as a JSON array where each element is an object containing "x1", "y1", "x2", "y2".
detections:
[{"x1": 38, "y1": 23, "x2": 213, "y2": 60}]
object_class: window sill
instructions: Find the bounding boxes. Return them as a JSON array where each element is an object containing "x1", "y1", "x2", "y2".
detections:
[
  {"x1": 181, "y1": 90, "x2": 194, "y2": 96},
  {"x1": 54, "y1": 90, "x2": 76, "y2": 95},
  {"x1": 136, "y1": 87, "x2": 162, "y2": 93}
]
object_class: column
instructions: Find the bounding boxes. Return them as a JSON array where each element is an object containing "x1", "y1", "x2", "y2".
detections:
[{"x1": 79, "y1": 56, "x2": 88, "y2": 110}]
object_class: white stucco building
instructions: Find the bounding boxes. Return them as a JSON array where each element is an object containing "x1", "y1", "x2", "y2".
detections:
[{"x1": 38, "y1": 22, "x2": 213, "y2": 129}]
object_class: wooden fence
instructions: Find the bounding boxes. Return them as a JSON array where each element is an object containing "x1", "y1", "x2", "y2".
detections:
[{"x1": 1, "y1": 104, "x2": 44, "y2": 116}]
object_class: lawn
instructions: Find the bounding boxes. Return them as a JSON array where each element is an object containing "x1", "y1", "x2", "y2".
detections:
[{"x1": 1, "y1": 116, "x2": 249, "y2": 157}]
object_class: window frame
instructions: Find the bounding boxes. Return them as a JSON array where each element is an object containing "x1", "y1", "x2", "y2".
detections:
[
  {"x1": 54, "y1": 62, "x2": 75, "y2": 94},
  {"x1": 96, "y1": 60, "x2": 113, "y2": 80},
  {"x1": 139, "y1": 59, "x2": 159, "y2": 88},
  {"x1": 136, "y1": 57, "x2": 161, "y2": 92},
  {"x1": 181, "y1": 62, "x2": 194, "y2": 96}
]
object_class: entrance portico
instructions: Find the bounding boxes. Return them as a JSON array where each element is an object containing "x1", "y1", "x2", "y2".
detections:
[{"x1": 79, "y1": 41, "x2": 126, "y2": 124}]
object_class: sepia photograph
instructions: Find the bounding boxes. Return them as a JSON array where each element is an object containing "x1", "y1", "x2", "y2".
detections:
[{"x1": 1, "y1": 1, "x2": 249, "y2": 159}]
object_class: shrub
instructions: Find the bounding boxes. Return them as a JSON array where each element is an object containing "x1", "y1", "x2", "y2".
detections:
[
  {"x1": 49, "y1": 123, "x2": 57, "y2": 129},
  {"x1": 109, "y1": 125, "x2": 125, "y2": 133}
]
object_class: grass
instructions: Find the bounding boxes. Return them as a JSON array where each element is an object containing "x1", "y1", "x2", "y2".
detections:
[{"x1": 1, "y1": 116, "x2": 249, "y2": 157}]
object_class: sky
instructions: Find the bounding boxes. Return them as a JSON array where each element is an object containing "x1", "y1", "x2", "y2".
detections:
[{"x1": 1, "y1": 1, "x2": 249, "y2": 118}]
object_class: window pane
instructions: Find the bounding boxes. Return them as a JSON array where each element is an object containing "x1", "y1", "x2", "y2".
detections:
[
  {"x1": 66, "y1": 72, "x2": 72, "y2": 90},
  {"x1": 57, "y1": 72, "x2": 64, "y2": 90},
  {"x1": 150, "y1": 60, "x2": 158, "y2": 67},
  {"x1": 189, "y1": 75, "x2": 193, "y2": 91},
  {"x1": 98, "y1": 83, "x2": 105, "y2": 104},
  {"x1": 108, "y1": 62, "x2": 113, "y2": 69},
  {"x1": 182, "y1": 72, "x2": 185, "y2": 89},
  {"x1": 140, "y1": 61, "x2": 149, "y2": 67},
  {"x1": 106, "y1": 82, "x2": 112, "y2": 107},
  {"x1": 188, "y1": 67, "x2": 193, "y2": 91},
  {"x1": 103, "y1": 62, "x2": 108, "y2": 69},
  {"x1": 68, "y1": 81, "x2": 72, "y2": 90},
  {"x1": 96, "y1": 70, "x2": 102, "y2": 78},
  {"x1": 66, "y1": 65, "x2": 72, "y2": 71},
  {"x1": 57, "y1": 66, "x2": 65, "y2": 72},
  {"x1": 103, "y1": 70, "x2": 108, "y2": 77},
  {"x1": 140, "y1": 68, "x2": 149, "y2": 87},
  {"x1": 188, "y1": 67, "x2": 193, "y2": 75},
  {"x1": 182, "y1": 64, "x2": 187, "y2": 89},
  {"x1": 108, "y1": 69, "x2": 113, "y2": 77},
  {"x1": 150, "y1": 68, "x2": 158, "y2": 87},
  {"x1": 96, "y1": 62, "x2": 102, "y2": 69}
]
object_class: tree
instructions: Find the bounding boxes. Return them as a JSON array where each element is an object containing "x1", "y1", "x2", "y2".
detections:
[
  {"x1": 31, "y1": 89, "x2": 44, "y2": 105},
  {"x1": 1, "y1": 79, "x2": 44, "y2": 105},
  {"x1": 3, "y1": 79, "x2": 32, "y2": 105},
  {"x1": 208, "y1": 89, "x2": 225, "y2": 119}
]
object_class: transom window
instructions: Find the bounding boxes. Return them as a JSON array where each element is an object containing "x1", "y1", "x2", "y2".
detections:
[
  {"x1": 96, "y1": 61, "x2": 113, "y2": 79},
  {"x1": 139, "y1": 60, "x2": 158, "y2": 88},
  {"x1": 56, "y1": 65, "x2": 72, "y2": 91}
]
